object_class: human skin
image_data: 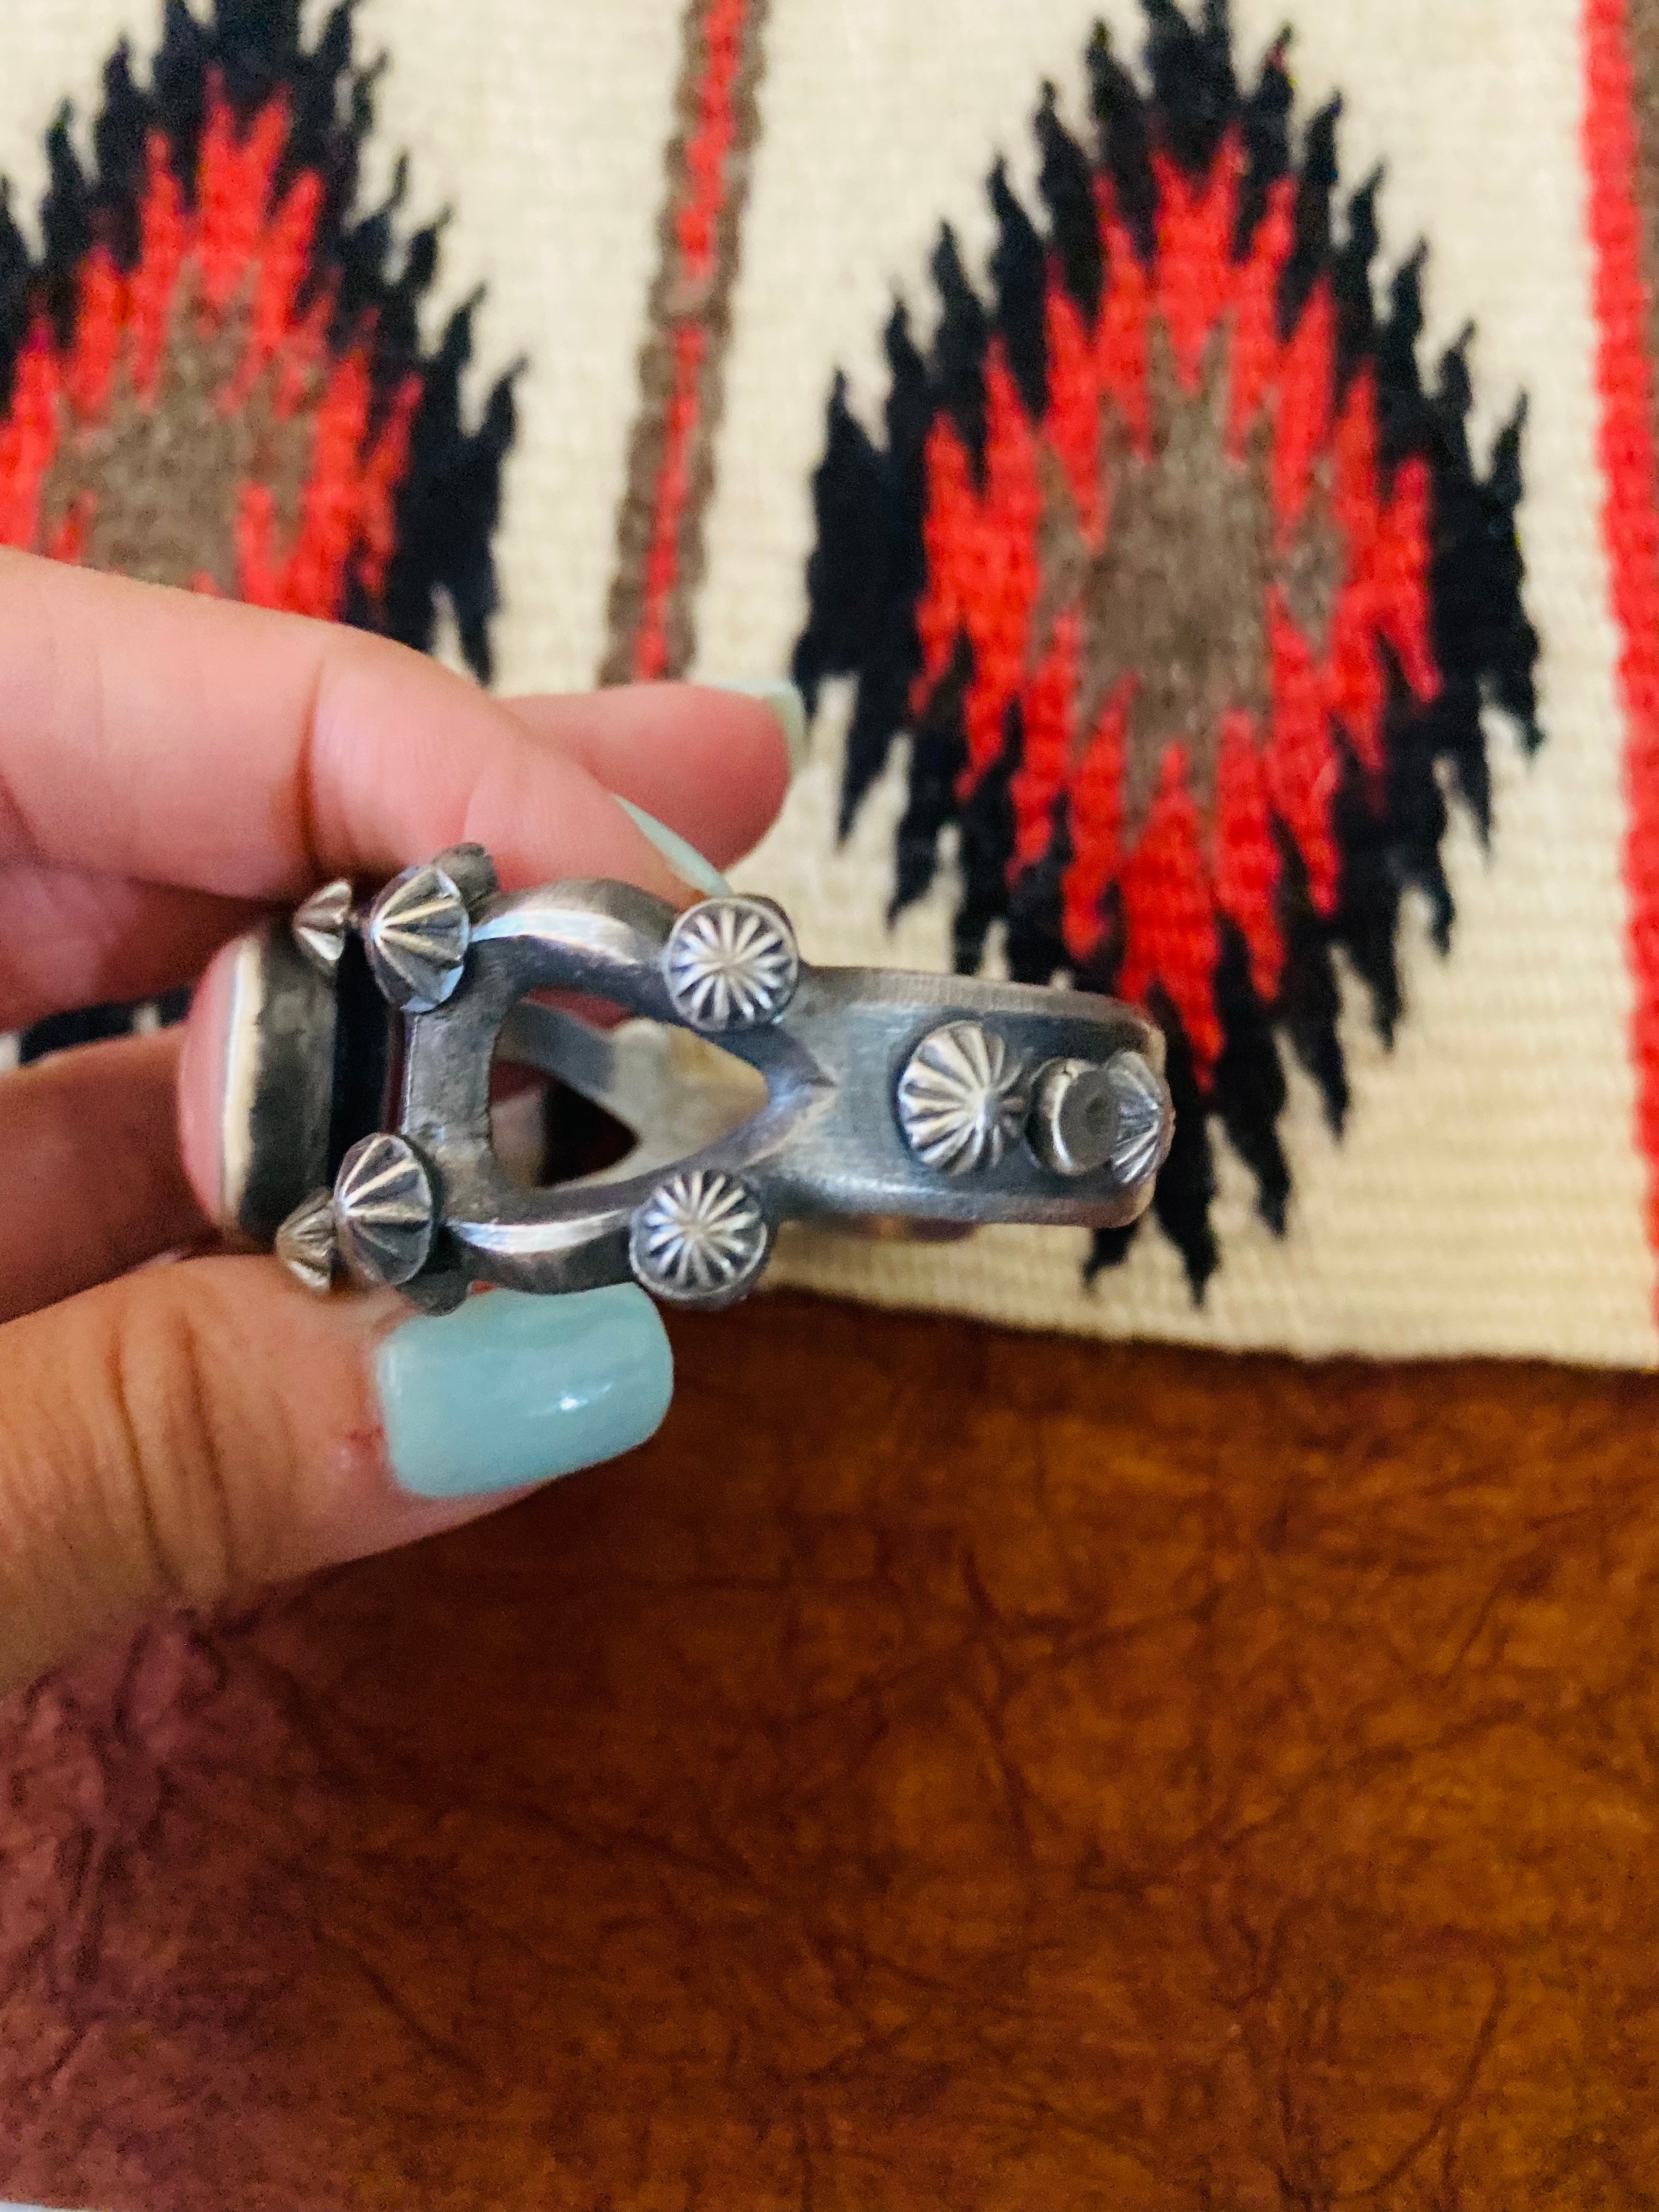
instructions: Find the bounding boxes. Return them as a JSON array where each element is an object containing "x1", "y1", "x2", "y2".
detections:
[{"x1": 0, "y1": 548, "x2": 789, "y2": 1698}]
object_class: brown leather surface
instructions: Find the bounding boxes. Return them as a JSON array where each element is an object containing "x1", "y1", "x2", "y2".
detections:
[{"x1": 3, "y1": 1292, "x2": 1657, "y2": 2210}]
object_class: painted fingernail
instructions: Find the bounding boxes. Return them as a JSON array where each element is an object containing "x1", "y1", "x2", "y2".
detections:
[
  {"x1": 619, "y1": 798, "x2": 730, "y2": 896},
  {"x1": 376, "y1": 1284, "x2": 673, "y2": 1500},
  {"x1": 706, "y1": 679, "x2": 808, "y2": 774}
]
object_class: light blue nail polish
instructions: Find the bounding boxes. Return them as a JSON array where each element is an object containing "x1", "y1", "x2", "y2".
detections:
[
  {"x1": 376, "y1": 1285, "x2": 674, "y2": 1500},
  {"x1": 618, "y1": 798, "x2": 730, "y2": 896},
  {"x1": 705, "y1": 678, "x2": 808, "y2": 772}
]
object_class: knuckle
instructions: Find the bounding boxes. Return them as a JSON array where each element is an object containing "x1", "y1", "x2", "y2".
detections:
[{"x1": 103, "y1": 1279, "x2": 291, "y2": 1611}]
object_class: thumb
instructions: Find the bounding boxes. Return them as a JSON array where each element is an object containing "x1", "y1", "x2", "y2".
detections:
[{"x1": 0, "y1": 1257, "x2": 672, "y2": 1695}]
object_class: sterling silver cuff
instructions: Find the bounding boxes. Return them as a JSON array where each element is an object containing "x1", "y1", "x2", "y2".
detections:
[{"x1": 208, "y1": 844, "x2": 1174, "y2": 1314}]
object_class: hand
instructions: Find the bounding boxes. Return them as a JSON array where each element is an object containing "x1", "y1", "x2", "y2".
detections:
[{"x1": 0, "y1": 551, "x2": 792, "y2": 1698}]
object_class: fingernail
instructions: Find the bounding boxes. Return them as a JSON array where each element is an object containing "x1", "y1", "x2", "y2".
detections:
[
  {"x1": 618, "y1": 798, "x2": 730, "y2": 896},
  {"x1": 706, "y1": 679, "x2": 808, "y2": 774},
  {"x1": 376, "y1": 1285, "x2": 673, "y2": 1500}
]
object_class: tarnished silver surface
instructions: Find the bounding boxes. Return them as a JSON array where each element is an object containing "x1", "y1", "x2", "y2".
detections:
[
  {"x1": 224, "y1": 860, "x2": 1174, "y2": 1310},
  {"x1": 217, "y1": 919, "x2": 338, "y2": 1247},
  {"x1": 431, "y1": 841, "x2": 500, "y2": 916}
]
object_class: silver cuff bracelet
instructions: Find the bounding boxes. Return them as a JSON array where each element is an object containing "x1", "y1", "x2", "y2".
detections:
[{"x1": 209, "y1": 843, "x2": 1174, "y2": 1314}]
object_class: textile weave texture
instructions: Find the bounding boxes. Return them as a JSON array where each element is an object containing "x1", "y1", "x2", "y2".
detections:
[{"x1": 0, "y1": 0, "x2": 1652, "y2": 1363}]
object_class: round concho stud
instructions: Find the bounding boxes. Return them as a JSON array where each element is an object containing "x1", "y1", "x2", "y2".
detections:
[
  {"x1": 332, "y1": 1133, "x2": 437, "y2": 1288},
  {"x1": 364, "y1": 862, "x2": 471, "y2": 1012},
  {"x1": 1028, "y1": 1057, "x2": 1120, "y2": 1178},
  {"x1": 896, "y1": 1020, "x2": 1030, "y2": 1175},
  {"x1": 663, "y1": 895, "x2": 799, "y2": 1032},
  {"x1": 629, "y1": 1167, "x2": 770, "y2": 1307}
]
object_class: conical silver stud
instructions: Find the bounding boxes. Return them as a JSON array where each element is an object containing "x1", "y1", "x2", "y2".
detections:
[
  {"x1": 275, "y1": 1189, "x2": 338, "y2": 1294},
  {"x1": 332, "y1": 1133, "x2": 437, "y2": 1288},
  {"x1": 1100, "y1": 1049, "x2": 1170, "y2": 1188},
  {"x1": 364, "y1": 863, "x2": 471, "y2": 1012},
  {"x1": 290, "y1": 878, "x2": 353, "y2": 977}
]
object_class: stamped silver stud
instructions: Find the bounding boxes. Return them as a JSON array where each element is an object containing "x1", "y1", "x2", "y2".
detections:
[
  {"x1": 290, "y1": 878, "x2": 353, "y2": 978},
  {"x1": 896, "y1": 1020, "x2": 1030, "y2": 1175},
  {"x1": 1098, "y1": 1049, "x2": 1170, "y2": 1188},
  {"x1": 629, "y1": 1167, "x2": 770, "y2": 1306},
  {"x1": 364, "y1": 862, "x2": 471, "y2": 1012},
  {"x1": 332, "y1": 1133, "x2": 437, "y2": 1287},
  {"x1": 274, "y1": 1188, "x2": 338, "y2": 1293},
  {"x1": 664, "y1": 896, "x2": 799, "y2": 1032}
]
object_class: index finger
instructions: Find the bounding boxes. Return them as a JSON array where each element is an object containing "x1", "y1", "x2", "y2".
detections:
[{"x1": 0, "y1": 552, "x2": 710, "y2": 902}]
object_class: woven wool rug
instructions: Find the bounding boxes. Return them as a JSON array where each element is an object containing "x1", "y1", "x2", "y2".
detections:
[{"x1": 0, "y1": 0, "x2": 1652, "y2": 1364}]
